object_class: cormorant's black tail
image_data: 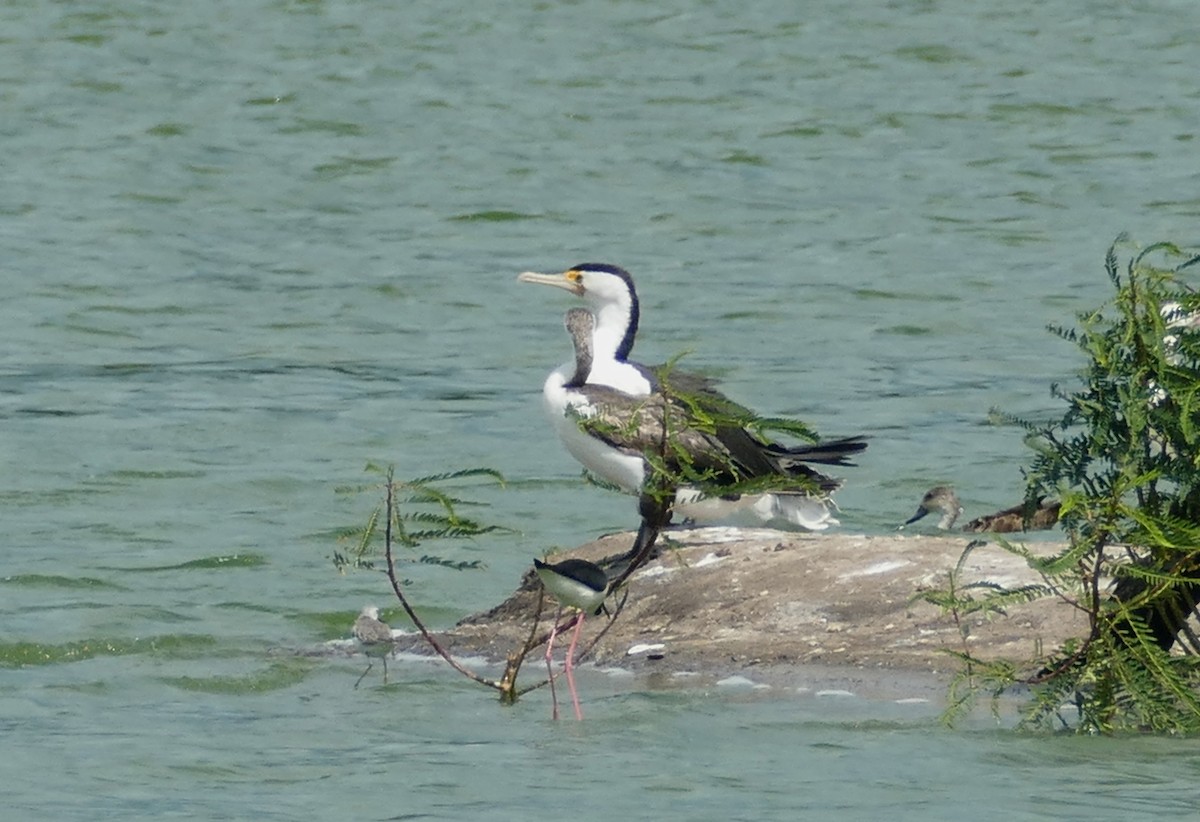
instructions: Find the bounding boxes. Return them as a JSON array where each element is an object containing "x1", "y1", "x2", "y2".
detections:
[{"x1": 768, "y1": 435, "x2": 868, "y2": 467}]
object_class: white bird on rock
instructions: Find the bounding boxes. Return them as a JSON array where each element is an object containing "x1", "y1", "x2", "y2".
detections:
[{"x1": 518, "y1": 264, "x2": 866, "y2": 529}]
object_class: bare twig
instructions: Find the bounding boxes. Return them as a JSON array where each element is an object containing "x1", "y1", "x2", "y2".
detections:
[
  {"x1": 497, "y1": 586, "x2": 547, "y2": 704},
  {"x1": 381, "y1": 468, "x2": 504, "y2": 692}
]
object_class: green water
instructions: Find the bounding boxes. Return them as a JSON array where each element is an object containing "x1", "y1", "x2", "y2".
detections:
[{"x1": 4, "y1": 0, "x2": 1200, "y2": 817}]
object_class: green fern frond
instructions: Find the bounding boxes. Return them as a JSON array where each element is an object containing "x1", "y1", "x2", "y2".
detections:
[
  {"x1": 405, "y1": 467, "x2": 507, "y2": 487},
  {"x1": 417, "y1": 555, "x2": 484, "y2": 571},
  {"x1": 333, "y1": 465, "x2": 503, "y2": 572},
  {"x1": 748, "y1": 417, "x2": 820, "y2": 443}
]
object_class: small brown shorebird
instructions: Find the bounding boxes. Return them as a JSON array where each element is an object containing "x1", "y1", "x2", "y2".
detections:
[
  {"x1": 352, "y1": 605, "x2": 395, "y2": 688},
  {"x1": 903, "y1": 485, "x2": 1060, "y2": 533},
  {"x1": 534, "y1": 557, "x2": 610, "y2": 720}
]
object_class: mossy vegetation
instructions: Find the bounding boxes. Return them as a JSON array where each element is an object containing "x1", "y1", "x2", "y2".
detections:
[
  {"x1": 162, "y1": 659, "x2": 317, "y2": 694},
  {"x1": 0, "y1": 634, "x2": 218, "y2": 667}
]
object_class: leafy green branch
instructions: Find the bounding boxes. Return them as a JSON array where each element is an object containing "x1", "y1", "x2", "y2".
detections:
[
  {"x1": 332, "y1": 463, "x2": 505, "y2": 573},
  {"x1": 922, "y1": 236, "x2": 1200, "y2": 733}
]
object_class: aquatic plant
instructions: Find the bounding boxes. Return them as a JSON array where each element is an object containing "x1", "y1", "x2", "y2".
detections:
[{"x1": 921, "y1": 237, "x2": 1200, "y2": 733}]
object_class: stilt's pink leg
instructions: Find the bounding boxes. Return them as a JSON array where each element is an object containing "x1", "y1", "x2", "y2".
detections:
[
  {"x1": 564, "y1": 613, "x2": 586, "y2": 721},
  {"x1": 544, "y1": 607, "x2": 562, "y2": 720}
]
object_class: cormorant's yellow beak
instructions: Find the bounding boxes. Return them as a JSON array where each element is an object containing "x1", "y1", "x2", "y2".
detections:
[{"x1": 517, "y1": 269, "x2": 585, "y2": 296}]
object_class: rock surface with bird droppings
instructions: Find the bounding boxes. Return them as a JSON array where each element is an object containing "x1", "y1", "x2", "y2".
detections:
[{"x1": 390, "y1": 527, "x2": 1088, "y2": 693}]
